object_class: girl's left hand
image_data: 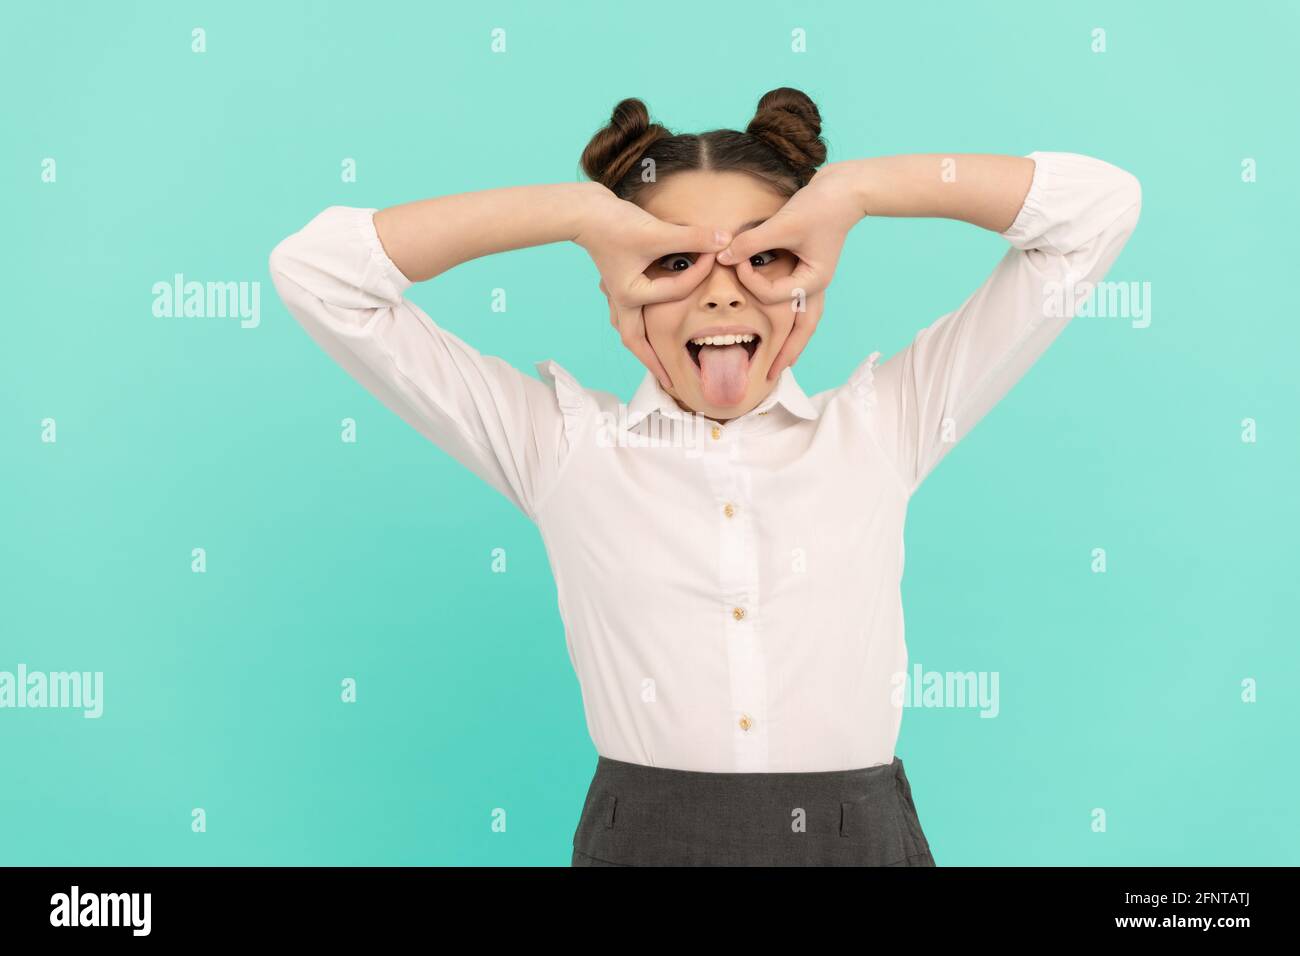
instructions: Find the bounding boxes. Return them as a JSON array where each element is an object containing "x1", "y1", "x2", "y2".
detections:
[{"x1": 716, "y1": 161, "x2": 865, "y2": 379}]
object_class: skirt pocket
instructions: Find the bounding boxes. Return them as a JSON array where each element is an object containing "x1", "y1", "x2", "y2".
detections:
[
  {"x1": 572, "y1": 788, "x2": 620, "y2": 863},
  {"x1": 838, "y1": 792, "x2": 912, "y2": 866}
]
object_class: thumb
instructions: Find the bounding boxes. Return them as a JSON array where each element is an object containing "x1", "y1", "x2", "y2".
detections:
[
  {"x1": 656, "y1": 222, "x2": 732, "y2": 257},
  {"x1": 716, "y1": 221, "x2": 780, "y2": 265}
]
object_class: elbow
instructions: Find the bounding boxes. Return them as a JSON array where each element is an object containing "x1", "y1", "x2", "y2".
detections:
[
  {"x1": 267, "y1": 231, "x2": 318, "y2": 309},
  {"x1": 267, "y1": 234, "x2": 298, "y2": 284},
  {"x1": 266, "y1": 233, "x2": 319, "y2": 326},
  {"x1": 1115, "y1": 172, "x2": 1142, "y2": 244},
  {"x1": 1097, "y1": 164, "x2": 1143, "y2": 246},
  {"x1": 267, "y1": 207, "x2": 336, "y2": 284},
  {"x1": 1101, "y1": 157, "x2": 1141, "y2": 229},
  {"x1": 267, "y1": 242, "x2": 292, "y2": 303},
  {"x1": 1120, "y1": 167, "x2": 1142, "y2": 226},
  {"x1": 1089, "y1": 154, "x2": 1143, "y2": 235}
]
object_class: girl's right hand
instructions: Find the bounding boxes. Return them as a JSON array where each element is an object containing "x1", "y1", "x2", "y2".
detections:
[{"x1": 574, "y1": 185, "x2": 732, "y2": 391}]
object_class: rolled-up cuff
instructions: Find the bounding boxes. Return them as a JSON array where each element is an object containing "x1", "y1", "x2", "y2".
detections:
[
  {"x1": 998, "y1": 151, "x2": 1142, "y2": 256},
  {"x1": 353, "y1": 206, "x2": 415, "y2": 298},
  {"x1": 999, "y1": 152, "x2": 1051, "y2": 250}
]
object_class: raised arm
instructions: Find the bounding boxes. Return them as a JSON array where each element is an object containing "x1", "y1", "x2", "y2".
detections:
[
  {"x1": 858, "y1": 151, "x2": 1143, "y2": 493},
  {"x1": 848, "y1": 153, "x2": 1036, "y2": 232},
  {"x1": 371, "y1": 183, "x2": 594, "y2": 282},
  {"x1": 267, "y1": 183, "x2": 603, "y2": 522}
]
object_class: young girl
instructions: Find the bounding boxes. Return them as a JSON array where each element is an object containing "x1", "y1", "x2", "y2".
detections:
[{"x1": 269, "y1": 88, "x2": 1141, "y2": 867}]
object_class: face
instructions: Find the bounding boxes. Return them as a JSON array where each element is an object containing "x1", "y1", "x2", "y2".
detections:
[{"x1": 636, "y1": 171, "x2": 798, "y2": 423}]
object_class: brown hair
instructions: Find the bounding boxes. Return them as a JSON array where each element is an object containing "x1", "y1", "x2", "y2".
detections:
[{"x1": 579, "y1": 87, "x2": 828, "y2": 204}]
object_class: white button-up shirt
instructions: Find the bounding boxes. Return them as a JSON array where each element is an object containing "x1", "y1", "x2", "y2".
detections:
[{"x1": 269, "y1": 151, "x2": 1141, "y2": 772}]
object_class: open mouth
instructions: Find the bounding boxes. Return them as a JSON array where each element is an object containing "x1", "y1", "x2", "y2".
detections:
[
  {"x1": 685, "y1": 332, "x2": 762, "y2": 406},
  {"x1": 685, "y1": 333, "x2": 761, "y2": 369}
]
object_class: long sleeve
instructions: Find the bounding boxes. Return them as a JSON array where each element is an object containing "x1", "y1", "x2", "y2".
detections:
[
  {"x1": 268, "y1": 205, "x2": 588, "y2": 523},
  {"x1": 868, "y1": 151, "x2": 1143, "y2": 493}
]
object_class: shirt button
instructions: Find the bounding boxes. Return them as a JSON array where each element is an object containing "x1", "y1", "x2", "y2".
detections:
[
  {"x1": 758, "y1": 410, "x2": 769, "y2": 416},
  {"x1": 738, "y1": 714, "x2": 754, "y2": 731},
  {"x1": 710, "y1": 426, "x2": 722, "y2": 440},
  {"x1": 723, "y1": 502, "x2": 736, "y2": 518},
  {"x1": 732, "y1": 606, "x2": 746, "y2": 621}
]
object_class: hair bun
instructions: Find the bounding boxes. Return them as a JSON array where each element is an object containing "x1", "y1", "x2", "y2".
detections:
[
  {"x1": 580, "y1": 98, "x2": 671, "y2": 190},
  {"x1": 745, "y1": 87, "x2": 827, "y2": 185}
]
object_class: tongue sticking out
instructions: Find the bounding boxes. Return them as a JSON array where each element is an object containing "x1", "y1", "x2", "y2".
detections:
[{"x1": 697, "y1": 344, "x2": 751, "y2": 406}]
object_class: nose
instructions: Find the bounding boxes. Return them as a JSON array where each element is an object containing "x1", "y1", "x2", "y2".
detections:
[{"x1": 700, "y1": 263, "x2": 748, "y2": 312}]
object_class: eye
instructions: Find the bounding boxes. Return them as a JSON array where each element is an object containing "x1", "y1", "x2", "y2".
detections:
[
  {"x1": 749, "y1": 250, "x2": 780, "y2": 267},
  {"x1": 656, "y1": 253, "x2": 697, "y2": 272}
]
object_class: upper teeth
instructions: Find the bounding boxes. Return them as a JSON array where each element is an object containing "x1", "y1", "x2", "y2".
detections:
[{"x1": 690, "y1": 333, "x2": 757, "y2": 346}]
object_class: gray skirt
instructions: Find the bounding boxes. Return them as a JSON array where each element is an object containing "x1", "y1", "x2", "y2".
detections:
[{"x1": 571, "y1": 754, "x2": 935, "y2": 867}]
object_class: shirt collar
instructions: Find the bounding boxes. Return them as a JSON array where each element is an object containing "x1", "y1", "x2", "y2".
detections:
[{"x1": 623, "y1": 365, "x2": 818, "y2": 431}]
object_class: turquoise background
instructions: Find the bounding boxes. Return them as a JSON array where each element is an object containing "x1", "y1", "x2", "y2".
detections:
[{"x1": 2, "y1": 0, "x2": 1296, "y2": 866}]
